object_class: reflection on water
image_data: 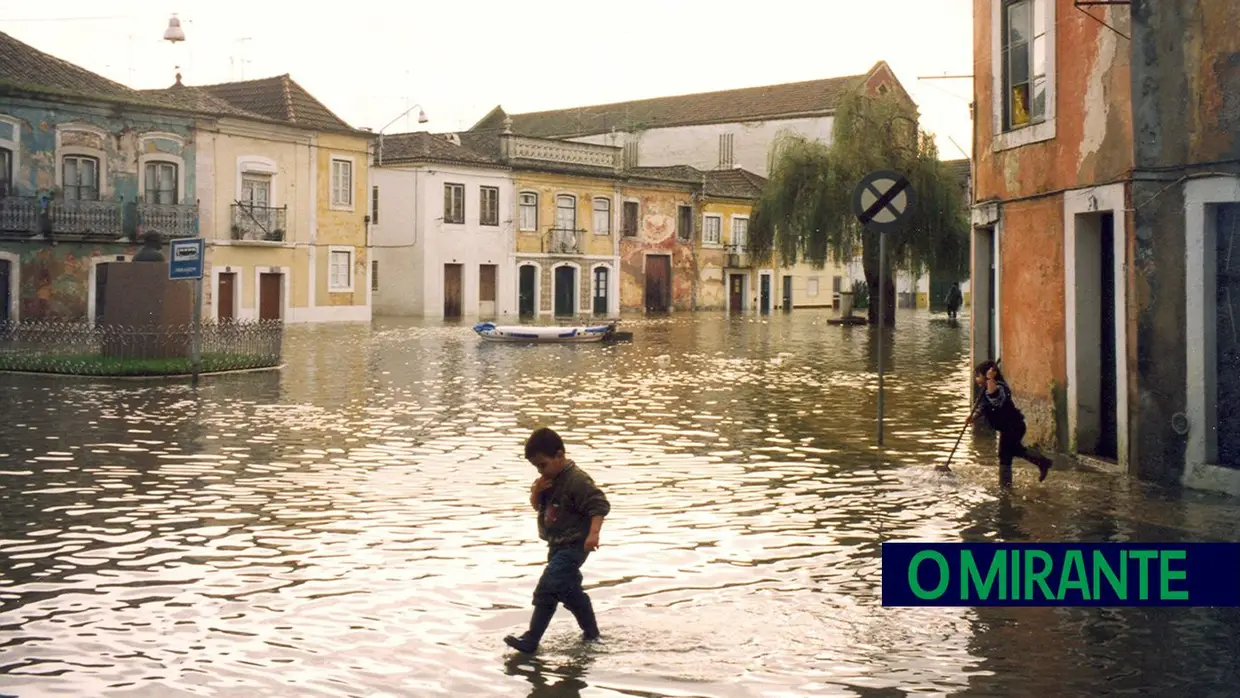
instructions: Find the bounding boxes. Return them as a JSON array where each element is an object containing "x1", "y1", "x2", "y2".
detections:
[{"x1": 0, "y1": 310, "x2": 1237, "y2": 697}]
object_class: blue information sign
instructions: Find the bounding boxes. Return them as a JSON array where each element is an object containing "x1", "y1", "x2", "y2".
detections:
[{"x1": 169, "y1": 238, "x2": 205, "y2": 281}]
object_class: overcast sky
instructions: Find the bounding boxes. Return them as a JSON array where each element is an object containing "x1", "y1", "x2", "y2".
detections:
[{"x1": 2, "y1": 0, "x2": 974, "y2": 159}]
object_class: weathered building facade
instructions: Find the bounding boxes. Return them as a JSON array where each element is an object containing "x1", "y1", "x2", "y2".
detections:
[
  {"x1": 972, "y1": 0, "x2": 1240, "y2": 495},
  {"x1": 150, "y1": 74, "x2": 374, "y2": 324},
  {"x1": 0, "y1": 32, "x2": 200, "y2": 322},
  {"x1": 370, "y1": 132, "x2": 516, "y2": 319}
]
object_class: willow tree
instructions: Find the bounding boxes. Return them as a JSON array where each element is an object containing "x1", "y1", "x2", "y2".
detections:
[{"x1": 748, "y1": 90, "x2": 970, "y2": 326}]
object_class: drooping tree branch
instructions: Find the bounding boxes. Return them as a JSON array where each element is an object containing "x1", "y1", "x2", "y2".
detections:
[{"x1": 748, "y1": 89, "x2": 970, "y2": 326}]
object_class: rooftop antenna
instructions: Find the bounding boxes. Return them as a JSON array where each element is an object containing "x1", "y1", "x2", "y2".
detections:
[{"x1": 231, "y1": 37, "x2": 252, "y2": 80}]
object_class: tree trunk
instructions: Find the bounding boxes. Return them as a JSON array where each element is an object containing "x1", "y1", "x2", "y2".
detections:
[{"x1": 862, "y1": 233, "x2": 897, "y2": 326}]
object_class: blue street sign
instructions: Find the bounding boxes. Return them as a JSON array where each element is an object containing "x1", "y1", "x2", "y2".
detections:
[{"x1": 170, "y1": 238, "x2": 205, "y2": 281}]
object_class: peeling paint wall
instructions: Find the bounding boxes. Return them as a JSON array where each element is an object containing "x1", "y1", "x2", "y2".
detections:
[
  {"x1": 1130, "y1": 0, "x2": 1240, "y2": 485},
  {"x1": 972, "y1": 0, "x2": 1132, "y2": 450},
  {"x1": 0, "y1": 95, "x2": 196, "y2": 321},
  {"x1": 617, "y1": 183, "x2": 697, "y2": 312}
]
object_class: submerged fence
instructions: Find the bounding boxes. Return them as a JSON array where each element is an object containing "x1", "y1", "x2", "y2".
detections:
[{"x1": 0, "y1": 320, "x2": 284, "y2": 376}]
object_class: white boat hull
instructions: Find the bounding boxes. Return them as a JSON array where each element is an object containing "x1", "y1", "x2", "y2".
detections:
[{"x1": 472, "y1": 322, "x2": 615, "y2": 343}]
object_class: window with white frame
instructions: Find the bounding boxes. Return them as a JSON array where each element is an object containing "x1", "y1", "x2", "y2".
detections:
[
  {"x1": 592, "y1": 198, "x2": 611, "y2": 234},
  {"x1": 1002, "y1": 0, "x2": 1048, "y2": 131},
  {"x1": 444, "y1": 183, "x2": 465, "y2": 224},
  {"x1": 732, "y1": 217, "x2": 749, "y2": 248},
  {"x1": 556, "y1": 195, "x2": 576, "y2": 230},
  {"x1": 144, "y1": 161, "x2": 178, "y2": 204},
  {"x1": 703, "y1": 215, "x2": 722, "y2": 245},
  {"x1": 519, "y1": 192, "x2": 538, "y2": 231},
  {"x1": 331, "y1": 158, "x2": 353, "y2": 207},
  {"x1": 62, "y1": 155, "x2": 99, "y2": 200},
  {"x1": 329, "y1": 248, "x2": 352, "y2": 291},
  {"x1": 480, "y1": 186, "x2": 499, "y2": 226}
]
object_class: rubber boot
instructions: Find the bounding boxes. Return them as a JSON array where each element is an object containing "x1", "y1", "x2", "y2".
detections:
[
  {"x1": 504, "y1": 603, "x2": 557, "y2": 653},
  {"x1": 562, "y1": 593, "x2": 600, "y2": 642}
]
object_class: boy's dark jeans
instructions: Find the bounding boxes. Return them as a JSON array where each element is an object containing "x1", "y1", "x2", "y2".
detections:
[{"x1": 524, "y1": 543, "x2": 599, "y2": 642}]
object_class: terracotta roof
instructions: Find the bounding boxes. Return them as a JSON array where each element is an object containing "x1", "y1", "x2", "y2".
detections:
[
  {"x1": 376, "y1": 132, "x2": 500, "y2": 167},
  {"x1": 626, "y1": 165, "x2": 703, "y2": 183},
  {"x1": 703, "y1": 168, "x2": 767, "y2": 199},
  {"x1": 471, "y1": 63, "x2": 891, "y2": 138},
  {"x1": 942, "y1": 158, "x2": 971, "y2": 184},
  {"x1": 188, "y1": 74, "x2": 358, "y2": 132},
  {"x1": 626, "y1": 165, "x2": 766, "y2": 199},
  {"x1": 0, "y1": 30, "x2": 168, "y2": 108},
  {"x1": 139, "y1": 82, "x2": 267, "y2": 120}
]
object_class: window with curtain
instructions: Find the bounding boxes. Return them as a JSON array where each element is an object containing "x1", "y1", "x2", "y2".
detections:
[
  {"x1": 1002, "y1": 0, "x2": 1047, "y2": 130},
  {"x1": 62, "y1": 155, "x2": 99, "y2": 201},
  {"x1": 519, "y1": 192, "x2": 538, "y2": 231},
  {"x1": 144, "y1": 161, "x2": 178, "y2": 204},
  {"x1": 592, "y1": 198, "x2": 611, "y2": 234}
]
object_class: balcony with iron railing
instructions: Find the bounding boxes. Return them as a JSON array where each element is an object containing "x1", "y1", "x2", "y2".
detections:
[
  {"x1": 231, "y1": 203, "x2": 287, "y2": 242},
  {"x1": 0, "y1": 195, "x2": 125, "y2": 238},
  {"x1": 137, "y1": 200, "x2": 199, "y2": 238},
  {"x1": 725, "y1": 243, "x2": 751, "y2": 268},
  {"x1": 545, "y1": 227, "x2": 584, "y2": 255}
]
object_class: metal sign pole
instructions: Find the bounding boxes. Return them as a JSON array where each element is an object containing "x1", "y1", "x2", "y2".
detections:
[
  {"x1": 192, "y1": 276, "x2": 202, "y2": 386},
  {"x1": 851, "y1": 170, "x2": 916, "y2": 451},
  {"x1": 877, "y1": 231, "x2": 886, "y2": 446},
  {"x1": 169, "y1": 237, "x2": 206, "y2": 387}
]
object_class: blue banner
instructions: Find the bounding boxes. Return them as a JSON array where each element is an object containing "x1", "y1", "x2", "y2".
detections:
[{"x1": 881, "y1": 542, "x2": 1240, "y2": 607}]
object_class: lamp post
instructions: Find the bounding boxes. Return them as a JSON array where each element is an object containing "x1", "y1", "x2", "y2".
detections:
[{"x1": 376, "y1": 104, "x2": 429, "y2": 166}]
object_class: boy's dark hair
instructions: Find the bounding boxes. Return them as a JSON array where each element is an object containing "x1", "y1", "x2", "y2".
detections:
[
  {"x1": 975, "y1": 360, "x2": 1005, "y2": 382},
  {"x1": 524, "y1": 427, "x2": 565, "y2": 460}
]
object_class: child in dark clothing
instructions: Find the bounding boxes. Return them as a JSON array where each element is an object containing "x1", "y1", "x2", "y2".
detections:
[
  {"x1": 504, "y1": 427, "x2": 610, "y2": 654},
  {"x1": 967, "y1": 361, "x2": 1054, "y2": 486}
]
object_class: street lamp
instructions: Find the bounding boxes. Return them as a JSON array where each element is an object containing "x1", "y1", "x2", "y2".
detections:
[
  {"x1": 377, "y1": 104, "x2": 429, "y2": 166},
  {"x1": 163, "y1": 14, "x2": 185, "y2": 43}
]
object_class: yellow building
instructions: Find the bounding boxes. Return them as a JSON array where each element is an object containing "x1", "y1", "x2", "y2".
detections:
[
  {"x1": 698, "y1": 169, "x2": 765, "y2": 312},
  {"x1": 149, "y1": 74, "x2": 372, "y2": 323}
]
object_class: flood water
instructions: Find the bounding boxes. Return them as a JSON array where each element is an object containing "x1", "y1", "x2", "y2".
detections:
[{"x1": 1, "y1": 309, "x2": 1238, "y2": 698}]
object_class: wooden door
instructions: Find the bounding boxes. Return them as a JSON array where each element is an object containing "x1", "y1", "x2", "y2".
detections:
[
  {"x1": 1216, "y1": 204, "x2": 1240, "y2": 467},
  {"x1": 554, "y1": 265, "x2": 575, "y2": 317},
  {"x1": 592, "y1": 266, "x2": 608, "y2": 315},
  {"x1": 259, "y1": 273, "x2": 282, "y2": 321},
  {"x1": 479, "y1": 265, "x2": 497, "y2": 303},
  {"x1": 94, "y1": 262, "x2": 110, "y2": 324},
  {"x1": 1097, "y1": 212, "x2": 1118, "y2": 460},
  {"x1": 782, "y1": 275, "x2": 792, "y2": 311},
  {"x1": 218, "y1": 272, "x2": 236, "y2": 321},
  {"x1": 759, "y1": 274, "x2": 771, "y2": 313},
  {"x1": 644, "y1": 255, "x2": 671, "y2": 312},
  {"x1": 478, "y1": 264, "x2": 497, "y2": 317},
  {"x1": 0, "y1": 259, "x2": 9, "y2": 324},
  {"x1": 519, "y1": 265, "x2": 536, "y2": 316},
  {"x1": 443, "y1": 263, "x2": 463, "y2": 318},
  {"x1": 729, "y1": 274, "x2": 743, "y2": 312}
]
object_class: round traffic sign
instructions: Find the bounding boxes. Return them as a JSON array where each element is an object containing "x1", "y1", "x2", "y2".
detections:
[{"x1": 852, "y1": 169, "x2": 916, "y2": 234}]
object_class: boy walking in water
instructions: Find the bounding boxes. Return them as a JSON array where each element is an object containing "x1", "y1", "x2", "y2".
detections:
[
  {"x1": 967, "y1": 361, "x2": 1054, "y2": 487},
  {"x1": 504, "y1": 427, "x2": 610, "y2": 654}
]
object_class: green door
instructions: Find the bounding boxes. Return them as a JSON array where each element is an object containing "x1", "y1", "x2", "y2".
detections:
[{"x1": 554, "y1": 266, "x2": 575, "y2": 317}]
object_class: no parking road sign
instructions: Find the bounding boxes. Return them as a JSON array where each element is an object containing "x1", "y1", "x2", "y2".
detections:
[{"x1": 852, "y1": 170, "x2": 915, "y2": 234}]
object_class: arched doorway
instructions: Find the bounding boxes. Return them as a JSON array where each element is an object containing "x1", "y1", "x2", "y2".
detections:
[{"x1": 553, "y1": 265, "x2": 576, "y2": 317}]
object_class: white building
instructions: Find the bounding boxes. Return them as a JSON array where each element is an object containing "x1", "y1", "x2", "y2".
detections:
[{"x1": 370, "y1": 132, "x2": 516, "y2": 319}]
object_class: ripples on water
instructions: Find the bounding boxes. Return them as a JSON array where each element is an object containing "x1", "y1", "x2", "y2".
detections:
[{"x1": 0, "y1": 310, "x2": 1237, "y2": 698}]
